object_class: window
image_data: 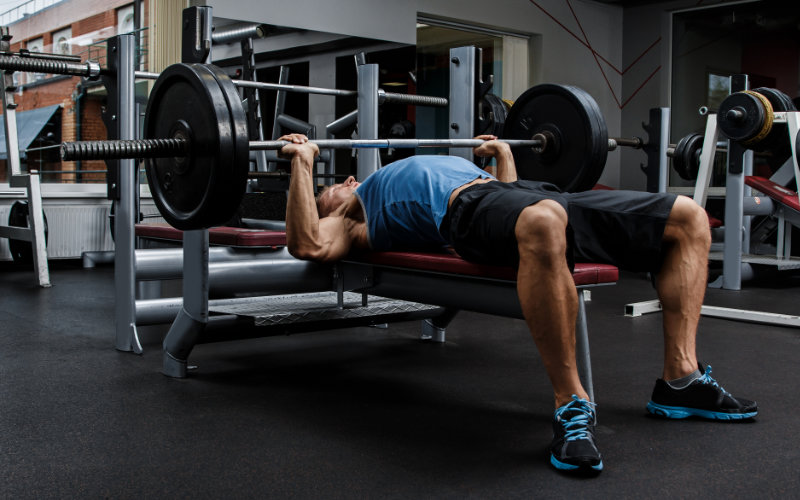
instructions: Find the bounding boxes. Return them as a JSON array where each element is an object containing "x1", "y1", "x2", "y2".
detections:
[
  {"x1": 117, "y1": 5, "x2": 134, "y2": 34},
  {"x1": 52, "y1": 27, "x2": 72, "y2": 56}
]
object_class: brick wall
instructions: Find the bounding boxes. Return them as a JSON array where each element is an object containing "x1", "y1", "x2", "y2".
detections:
[{"x1": 1, "y1": 1, "x2": 150, "y2": 184}]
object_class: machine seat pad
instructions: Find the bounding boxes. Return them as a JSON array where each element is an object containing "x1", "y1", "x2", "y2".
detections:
[
  {"x1": 744, "y1": 176, "x2": 800, "y2": 212},
  {"x1": 135, "y1": 224, "x2": 288, "y2": 247},
  {"x1": 350, "y1": 251, "x2": 618, "y2": 286}
]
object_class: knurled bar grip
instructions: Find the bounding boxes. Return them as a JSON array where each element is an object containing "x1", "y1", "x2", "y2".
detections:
[
  {"x1": 60, "y1": 137, "x2": 545, "y2": 161},
  {"x1": 378, "y1": 90, "x2": 449, "y2": 107},
  {"x1": 0, "y1": 55, "x2": 101, "y2": 78},
  {"x1": 61, "y1": 139, "x2": 188, "y2": 161}
]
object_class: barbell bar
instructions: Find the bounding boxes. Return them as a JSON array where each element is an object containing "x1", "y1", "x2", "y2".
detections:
[{"x1": 60, "y1": 136, "x2": 553, "y2": 162}]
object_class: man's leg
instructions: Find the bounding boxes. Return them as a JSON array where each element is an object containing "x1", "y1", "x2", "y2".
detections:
[
  {"x1": 515, "y1": 200, "x2": 602, "y2": 474},
  {"x1": 514, "y1": 200, "x2": 588, "y2": 408},
  {"x1": 649, "y1": 195, "x2": 757, "y2": 420},
  {"x1": 655, "y1": 195, "x2": 709, "y2": 380}
]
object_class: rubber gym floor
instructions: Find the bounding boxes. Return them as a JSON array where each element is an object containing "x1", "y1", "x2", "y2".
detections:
[{"x1": 1, "y1": 260, "x2": 799, "y2": 498}]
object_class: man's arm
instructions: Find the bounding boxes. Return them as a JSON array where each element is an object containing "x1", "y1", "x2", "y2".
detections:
[
  {"x1": 472, "y1": 135, "x2": 518, "y2": 182},
  {"x1": 282, "y1": 134, "x2": 355, "y2": 262}
]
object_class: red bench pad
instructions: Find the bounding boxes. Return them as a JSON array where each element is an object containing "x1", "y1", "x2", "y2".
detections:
[
  {"x1": 745, "y1": 176, "x2": 800, "y2": 212},
  {"x1": 135, "y1": 224, "x2": 618, "y2": 285},
  {"x1": 352, "y1": 251, "x2": 618, "y2": 286},
  {"x1": 135, "y1": 224, "x2": 288, "y2": 247}
]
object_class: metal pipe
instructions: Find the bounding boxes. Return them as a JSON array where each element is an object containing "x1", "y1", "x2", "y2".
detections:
[
  {"x1": 211, "y1": 24, "x2": 266, "y2": 45},
  {"x1": 135, "y1": 246, "x2": 297, "y2": 280},
  {"x1": 0, "y1": 54, "x2": 101, "y2": 78}
]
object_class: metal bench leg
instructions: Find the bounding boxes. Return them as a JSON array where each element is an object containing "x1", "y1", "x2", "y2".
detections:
[
  {"x1": 575, "y1": 290, "x2": 595, "y2": 402},
  {"x1": 420, "y1": 308, "x2": 459, "y2": 343},
  {"x1": 162, "y1": 229, "x2": 209, "y2": 378}
]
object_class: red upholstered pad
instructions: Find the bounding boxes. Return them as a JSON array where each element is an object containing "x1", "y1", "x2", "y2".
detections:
[
  {"x1": 745, "y1": 176, "x2": 800, "y2": 212},
  {"x1": 708, "y1": 214, "x2": 723, "y2": 228},
  {"x1": 134, "y1": 224, "x2": 288, "y2": 247},
  {"x1": 352, "y1": 251, "x2": 618, "y2": 286}
]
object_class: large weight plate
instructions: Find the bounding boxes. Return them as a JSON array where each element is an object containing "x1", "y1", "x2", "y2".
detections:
[
  {"x1": 503, "y1": 84, "x2": 608, "y2": 192},
  {"x1": 144, "y1": 63, "x2": 248, "y2": 230}
]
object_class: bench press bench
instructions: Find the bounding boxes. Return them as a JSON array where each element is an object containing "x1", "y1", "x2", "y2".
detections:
[{"x1": 135, "y1": 224, "x2": 618, "y2": 398}]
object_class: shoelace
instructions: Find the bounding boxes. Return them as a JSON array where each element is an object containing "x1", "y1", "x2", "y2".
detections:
[
  {"x1": 555, "y1": 395, "x2": 596, "y2": 442},
  {"x1": 697, "y1": 365, "x2": 732, "y2": 397}
]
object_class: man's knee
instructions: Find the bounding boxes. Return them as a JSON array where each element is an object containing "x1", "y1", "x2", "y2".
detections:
[
  {"x1": 666, "y1": 196, "x2": 711, "y2": 249},
  {"x1": 515, "y1": 200, "x2": 569, "y2": 260}
]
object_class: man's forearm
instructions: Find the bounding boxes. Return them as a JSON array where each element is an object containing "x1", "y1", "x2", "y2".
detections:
[
  {"x1": 285, "y1": 154, "x2": 322, "y2": 256},
  {"x1": 494, "y1": 147, "x2": 518, "y2": 182}
]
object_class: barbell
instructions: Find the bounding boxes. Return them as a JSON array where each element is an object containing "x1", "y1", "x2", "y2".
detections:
[{"x1": 53, "y1": 62, "x2": 661, "y2": 230}]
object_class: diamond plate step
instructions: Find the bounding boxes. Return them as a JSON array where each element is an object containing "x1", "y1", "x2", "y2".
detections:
[{"x1": 209, "y1": 292, "x2": 441, "y2": 327}]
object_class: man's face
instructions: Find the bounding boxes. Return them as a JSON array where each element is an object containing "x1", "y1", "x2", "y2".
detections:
[{"x1": 319, "y1": 176, "x2": 359, "y2": 216}]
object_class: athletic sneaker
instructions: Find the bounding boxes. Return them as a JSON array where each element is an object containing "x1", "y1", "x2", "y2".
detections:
[
  {"x1": 550, "y1": 395, "x2": 603, "y2": 474},
  {"x1": 647, "y1": 364, "x2": 758, "y2": 420}
]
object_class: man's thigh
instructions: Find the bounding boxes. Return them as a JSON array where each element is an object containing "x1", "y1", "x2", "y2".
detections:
[{"x1": 564, "y1": 189, "x2": 678, "y2": 272}]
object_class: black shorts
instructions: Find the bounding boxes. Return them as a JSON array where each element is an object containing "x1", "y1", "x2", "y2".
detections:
[{"x1": 440, "y1": 180, "x2": 678, "y2": 272}]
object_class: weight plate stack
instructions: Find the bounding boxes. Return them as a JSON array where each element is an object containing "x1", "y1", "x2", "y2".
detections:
[
  {"x1": 672, "y1": 133, "x2": 704, "y2": 181},
  {"x1": 717, "y1": 90, "x2": 773, "y2": 147},
  {"x1": 503, "y1": 84, "x2": 608, "y2": 192}
]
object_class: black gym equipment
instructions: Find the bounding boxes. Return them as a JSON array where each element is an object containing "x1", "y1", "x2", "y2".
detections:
[
  {"x1": 7, "y1": 201, "x2": 48, "y2": 264},
  {"x1": 671, "y1": 132, "x2": 704, "y2": 181},
  {"x1": 502, "y1": 84, "x2": 608, "y2": 193},
  {"x1": 717, "y1": 90, "x2": 774, "y2": 146}
]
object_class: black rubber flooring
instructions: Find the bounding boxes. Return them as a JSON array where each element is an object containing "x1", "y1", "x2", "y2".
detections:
[{"x1": 1, "y1": 261, "x2": 799, "y2": 498}]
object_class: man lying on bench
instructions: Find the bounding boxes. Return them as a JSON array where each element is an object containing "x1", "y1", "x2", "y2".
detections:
[{"x1": 279, "y1": 133, "x2": 757, "y2": 476}]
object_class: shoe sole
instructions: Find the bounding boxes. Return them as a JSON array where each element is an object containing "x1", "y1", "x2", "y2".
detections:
[
  {"x1": 550, "y1": 454, "x2": 603, "y2": 473},
  {"x1": 647, "y1": 401, "x2": 757, "y2": 420}
]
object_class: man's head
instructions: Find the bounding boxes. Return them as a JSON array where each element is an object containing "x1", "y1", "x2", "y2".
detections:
[{"x1": 316, "y1": 175, "x2": 359, "y2": 217}]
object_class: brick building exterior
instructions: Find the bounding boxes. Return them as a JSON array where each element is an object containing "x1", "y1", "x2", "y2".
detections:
[{"x1": 1, "y1": 0, "x2": 149, "y2": 183}]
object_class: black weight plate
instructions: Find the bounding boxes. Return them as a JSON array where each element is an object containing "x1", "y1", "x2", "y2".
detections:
[
  {"x1": 672, "y1": 133, "x2": 704, "y2": 181},
  {"x1": 144, "y1": 63, "x2": 236, "y2": 230},
  {"x1": 8, "y1": 200, "x2": 48, "y2": 264},
  {"x1": 202, "y1": 64, "x2": 250, "y2": 225},
  {"x1": 503, "y1": 84, "x2": 608, "y2": 192},
  {"x1": 476, "y1": 93, "x2": 508, "y2": 137},
  {"x1": 717, "y1": 91, "x2": 767, "y2": 142}
]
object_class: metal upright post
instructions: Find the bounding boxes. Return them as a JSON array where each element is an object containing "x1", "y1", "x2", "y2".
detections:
[
  {"x1": 113, "y1": 34, "x2": 141, "y2": 352},
  {"x1": 718, "y1": 74, "x2": 749, "y2": 290},
  {"x1": 448, "y1": 46, "x2": 476, "y2": 161},
  {"x1": 356, "y1": 63, "x2": 379, "y2": 180}
]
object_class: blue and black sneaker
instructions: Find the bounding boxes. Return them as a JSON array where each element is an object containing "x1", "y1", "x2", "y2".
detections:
[
  {"x1": 647, "y1": 364, "x2": 758, "y2": 420},
  {"x1": 549, "y1": 395, "x2": 603, "y2": 474}
]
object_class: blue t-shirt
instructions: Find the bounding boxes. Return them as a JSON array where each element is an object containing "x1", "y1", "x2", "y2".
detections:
[{"x1": 355, "y1": 155, "x2": 495, "y2": 250}]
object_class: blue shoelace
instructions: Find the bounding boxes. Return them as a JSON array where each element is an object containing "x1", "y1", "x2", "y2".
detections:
[
  {"x1": 555, "y1": 395, "x2": 596, "y2": 442},
  {"x1": 697, "y1": 365, "x2": 732, "y2": 396}
]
